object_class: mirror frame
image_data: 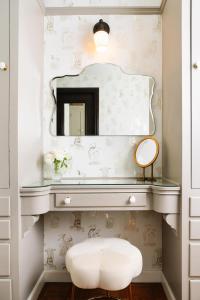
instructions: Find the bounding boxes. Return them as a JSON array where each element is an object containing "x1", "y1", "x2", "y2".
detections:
[
  {"x1": 49, "y1": 63, "x2": 156, "y2": 137},
  {"x1": 134, "y1": 137, "x2": 159, "y2": 168}
]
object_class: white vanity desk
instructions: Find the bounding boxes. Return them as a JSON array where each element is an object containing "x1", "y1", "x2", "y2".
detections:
[{"x1": 20, "y1": 178, "x2": 180, "y2": 235}]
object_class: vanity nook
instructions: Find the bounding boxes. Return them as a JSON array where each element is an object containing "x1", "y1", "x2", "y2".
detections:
[{"x1": 0, "y1": 0, "x2": 199, "y2": 300}]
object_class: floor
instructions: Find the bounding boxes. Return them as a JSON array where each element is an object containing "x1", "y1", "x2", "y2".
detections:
[{"x1": 38, "y1": 283, "x2": 167, "y2": 300}]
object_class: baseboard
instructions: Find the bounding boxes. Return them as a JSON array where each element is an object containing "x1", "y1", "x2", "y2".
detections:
[
  {"x1": 43, "y1": 269, "x2": 162, "y2": 283},
  {"x1": 161, "y1": 273, "x2": 176, "y2": 300},
  {"x1": 133, "y1": 270, "x2": 162, "y2": 283},
  {"x1": 44, "y1": 270, "x2": 71, "y2": 282},
  {"x1": 27, "y1": 271, "x2": 45, "y2": 300}
]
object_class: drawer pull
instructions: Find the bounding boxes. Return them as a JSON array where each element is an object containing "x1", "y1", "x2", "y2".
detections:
[
  {"x1": 128, "y1": 195, "x2": 136, "y2": 204},
  {"x1": 0, "y1": 62, "x2": 8, "y2": 71},
  {"x1": 63, "y1": 197, "x2": 71, "y2": 205}
]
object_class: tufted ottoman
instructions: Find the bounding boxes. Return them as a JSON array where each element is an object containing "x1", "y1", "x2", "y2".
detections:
[{"x1": 65, "y1": 238, "x2": 143, "y2": 300}]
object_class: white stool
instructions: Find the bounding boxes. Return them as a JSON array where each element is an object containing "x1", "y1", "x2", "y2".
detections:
[{"x1": 65, "y1": 237, "x2": 143, "y2": 300}]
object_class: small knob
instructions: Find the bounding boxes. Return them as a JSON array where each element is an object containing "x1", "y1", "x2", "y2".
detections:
[
  {"x1": 193, "y1": 63, "x2": 198, "y2": 70},
  {"x1": 0, "y1": 62, "x2": 8, "y2": 71},
  {"x1": 63, "y1": 197, "x2": 71, "y2": 205},
  {"x1": 128, "y1": 195, "x2": 136, "y2": 205}
]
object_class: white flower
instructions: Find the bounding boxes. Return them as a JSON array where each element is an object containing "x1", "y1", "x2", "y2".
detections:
[
  {"x1": 54, "y1": 151, "x2": 64, "y2": 161},
  {"x1": 44, "y1": 150, "x2": 71, "y2": 173},
  {"x1": 44, "y1": 152, "x2": 55, "y2": 165}
]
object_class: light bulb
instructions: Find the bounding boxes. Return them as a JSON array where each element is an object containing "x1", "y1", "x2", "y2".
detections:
[{"x1": 94, "y1": 30, "x2": 109, "y2": 52}]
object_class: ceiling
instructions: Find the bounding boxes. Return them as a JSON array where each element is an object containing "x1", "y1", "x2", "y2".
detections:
[
  {"x1": 43, "y1": 0, "x2": 163, "y2": 8},
  {"x1": 39, "y1": 0, "x2": 166, "y2": 14}
]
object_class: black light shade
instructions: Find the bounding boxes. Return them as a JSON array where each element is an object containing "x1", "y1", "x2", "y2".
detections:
[{"x1": 93, "y1": 19, "x2": 110, "y2": 34}]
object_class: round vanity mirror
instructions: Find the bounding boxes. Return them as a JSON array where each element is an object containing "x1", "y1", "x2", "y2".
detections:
[
  {"x1": 134, "y1": 137, "x2": 159, "y2": 180},
  {"x1": 135, "y1": 137, "x2": 159, "y2": 167}
]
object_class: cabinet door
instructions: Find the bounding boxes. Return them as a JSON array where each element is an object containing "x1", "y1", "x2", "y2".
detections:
[
  {"x1": 192, "y1": 0, "x2": 200, "y2": 188},
  {"x1": 0, "y1": 0, "x2": 9, "y2": 188}
]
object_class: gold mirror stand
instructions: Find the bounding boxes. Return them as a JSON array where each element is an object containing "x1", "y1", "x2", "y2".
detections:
[{"x1": 140, "y1": 163, "x2": 154, "y2": 182}]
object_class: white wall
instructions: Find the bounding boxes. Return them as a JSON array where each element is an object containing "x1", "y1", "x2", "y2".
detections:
[
  {"x1": 18, "y1": 0, "x2": 44, "y2": 299},
  {"x1": 43, "y1": 15, "x2": 162, "y2": 179},
  {"x1": 162, "y1": 0, "x2": 182, "y2": 299},
  {"x1": 162, "y1": 0, "x2": 182, "y2": 184},
  {"x1": 18, "y1": 0, "x2": 44, "y2": 186},
  {"x1": 21, "y1": 218, "x2": 44, "y2": 300}
]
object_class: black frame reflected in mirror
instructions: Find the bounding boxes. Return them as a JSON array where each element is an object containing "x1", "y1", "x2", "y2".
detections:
[{"x1": 56, "y1": 88, "x2": 99, "y2": 136}]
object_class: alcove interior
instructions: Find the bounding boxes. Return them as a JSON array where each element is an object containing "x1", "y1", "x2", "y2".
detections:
[{"x1": 18, "y1": 1, "x2": 181, "y2": 299}]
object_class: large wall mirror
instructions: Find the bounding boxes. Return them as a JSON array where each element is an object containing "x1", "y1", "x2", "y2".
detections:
[{"x1": 50, "y1": 63, "x2": 156, "y2": 136}]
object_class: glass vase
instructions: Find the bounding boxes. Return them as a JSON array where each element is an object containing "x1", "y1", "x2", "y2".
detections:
[{"x1": 53, "y1": 166, "x2": 67, "y2": 181}]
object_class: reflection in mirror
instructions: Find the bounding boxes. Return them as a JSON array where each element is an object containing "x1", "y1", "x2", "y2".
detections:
[
  {"x1": 65, "y1": 103, "x2": 85, "y2": 136},
  {"x1": 56, "y1": 88, "x2": 99, "y2": 136},
  {"x1": 50, "y1": 63, "x2": 156, "y2": 136}
]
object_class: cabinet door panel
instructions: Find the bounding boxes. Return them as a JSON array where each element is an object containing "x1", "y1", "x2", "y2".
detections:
[
  {"x1": 0, "y1": 244, "x2": 10, "y2": 276},
  {"x1": 190, "y1": 280, "x2": 200, "y2": 300},
  {"x1": 190, "y1": 197, "x2": 200, "y2": 217},
  {"x1": 190, "y1": 244, "x2": 200, "y2": 276},
  {"x1": 190, "y1": 220, "x2": 200, "y2": 239},
  {"x1": 0, "y1": 220, "x2": 10, "y2": 239},
  {"x1": 0, "y1": 197, "x2": 10, "y2": 217},
  {"x1": 0, "y1": 280, "x2": 12, "y2": 300},
  {"x1": 0, "y1": 0, "x2": 9, "y2": 188}
]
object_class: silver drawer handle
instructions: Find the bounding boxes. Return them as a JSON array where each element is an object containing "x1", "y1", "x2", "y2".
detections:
[
  {"x1": 0, "y1": 62, "x2": 8, "y2": 71},
  {"x1": 128, "y1": 195, "x2": 136, "y2": 204},
  {"x1": 63, "y1": 197, "x2": 71, "y2": 205}
]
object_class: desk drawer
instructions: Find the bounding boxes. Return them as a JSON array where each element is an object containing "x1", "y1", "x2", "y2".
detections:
[{"x1": 55, "y1": 192, "x2": 147, "y2": 208}]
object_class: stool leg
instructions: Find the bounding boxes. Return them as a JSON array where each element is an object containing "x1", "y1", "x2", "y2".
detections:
[
  {"x1": 128, "y1": 283, "x2": 133, "y2": 300},
  {"x1": 71, "y1": 283, "x2": 75, "y2": 300},
  {"x1": 106, "y1": 290, "x2": 110, "y2": 297}
]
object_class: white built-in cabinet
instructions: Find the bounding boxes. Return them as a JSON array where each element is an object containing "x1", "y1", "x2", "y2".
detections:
[
  {"x1": 0, "y1": 1, "x2": 12, "y2": 299},
  {"x1": 191, "y1": 0, "x2": 200, "y2": 189},
  {"x1": 189, "y1": 0, "x2": 200, "y2": 299},
  {"x1": 0, "y1": 0, "x2": 10, "y2": 189}
]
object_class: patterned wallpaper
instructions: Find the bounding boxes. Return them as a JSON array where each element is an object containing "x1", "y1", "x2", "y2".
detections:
[
  {"x1": 43, "y1": 15, "x2": 162, "y2": 178},
  {"x1": 43, "y1": 15, "x2": 163, "y2": 275},
  {"x1": 44, "y1": 211, "x2": 162, "y2": 273}
]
